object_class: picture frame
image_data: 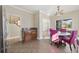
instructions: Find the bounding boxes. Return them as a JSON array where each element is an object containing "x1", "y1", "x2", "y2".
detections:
[{"x1": 9, "y1": 16, "x2": 20, "y2": 27}]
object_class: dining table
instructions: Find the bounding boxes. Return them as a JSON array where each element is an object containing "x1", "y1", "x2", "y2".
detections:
[
  {"x1": 57, "y1": 31, "x2": 71, "y2": 36},
  {"x1": 56, "y1": 31, "x2": 71, "y2": 47}
]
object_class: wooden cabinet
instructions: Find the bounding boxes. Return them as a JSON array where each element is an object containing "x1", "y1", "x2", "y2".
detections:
[
  {"x1": 22, "y1": 28, "x2": 37, "y2": 42},
  {"x1": 24, "y1": 31, "x2": 31, "y2": 42},
  {"x1": 30, "y1": 28, "x2": 37, "y2": 40}
]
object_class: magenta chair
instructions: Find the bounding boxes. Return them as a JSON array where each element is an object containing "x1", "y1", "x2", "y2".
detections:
[
  {"x1": 50, "y1": 29, "x2": 58, "y2": 37},
  {"x1": 62, "y1": 31, "x2": 77, "y2": 52},
  {"x1": 50, "y1": 29, "x2": 59, "y2": 45}
]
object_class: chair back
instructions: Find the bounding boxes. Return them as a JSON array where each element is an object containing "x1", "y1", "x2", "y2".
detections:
[
  {"x1": 50, "y1": 29, "x2": 59, "y2": 41},
  {"x1": 50, "y1": 29, "x2": 58, "y2": 37},
  {"x1": 70, "y1": 31, "x2": 77, "y2": 44}
]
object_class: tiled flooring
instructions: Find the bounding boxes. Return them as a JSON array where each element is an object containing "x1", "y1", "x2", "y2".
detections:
[{"x1": 7, "y1": 39, "x2": 78, "y2": 53}]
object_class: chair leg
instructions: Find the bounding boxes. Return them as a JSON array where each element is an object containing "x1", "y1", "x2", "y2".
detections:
[
  {"x1": 73, "y1": 44, "x2": 76, "y2": 49},
  {"x1": 69, "y1": 44, "x2": 72, "y2": 52},
  {"x1": 77, "y1": 46, "x2": 78, "y2": 53},
  {"x1": 50, "y1": 42, "x2": 52, "y2": 45}
]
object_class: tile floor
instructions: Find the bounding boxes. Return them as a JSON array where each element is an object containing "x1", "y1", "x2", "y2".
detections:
[{"x1": 7, "y1": 39, "x2": 78, "y2": 53}]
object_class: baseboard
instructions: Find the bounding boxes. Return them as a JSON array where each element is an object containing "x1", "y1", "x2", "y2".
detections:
[
  {"x1": 6, "y1": 36, "x2": 22, "y2": 45},
  {"x1": 37, "y1": 36, "x2": 50, "y2": 40},
  {"x1": 44, "y1": 37, "x2": 50, "y2": 39},
  {"x1": 7, "y1": 36, "x2": 20, "y2": 40}
]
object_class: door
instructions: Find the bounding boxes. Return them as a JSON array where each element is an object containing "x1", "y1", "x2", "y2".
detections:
[{"x1": 41, "y1": 19, "x2": 50, "y2": 39}]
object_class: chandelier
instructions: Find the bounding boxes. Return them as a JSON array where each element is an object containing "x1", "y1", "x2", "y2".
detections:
[{"x1": 55, "y1": 6, "x2": 64, "y2": 16}]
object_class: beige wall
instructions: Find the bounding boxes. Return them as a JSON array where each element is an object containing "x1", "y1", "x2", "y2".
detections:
[
  {"x1": 34, "y1": 11, "x2": 50, "y2": 39},
  {"x1": 39, "y1": 11, "x2": 50, "y2": 39},
  {"x1": 40, "y1": 11, "x2": 50, "y2": 39},
  {"x1": 4, "y1": 6, "x2": 34, "y2": 40},
  {"x1": 62, "y1": 10, "x2": 79, "y2": 30},
  {"x1": 33, "y1": 11, "x2": 40, "y2": 39},
  {"x1": 50, "y1": 16, "x2": 56, "y2": 29},
  {"x1": 33, "y1": 11, "x2": 39, "y2": 28},
  {"x1": 50, "y1": 10, "x2": 79, "y2": 35}
]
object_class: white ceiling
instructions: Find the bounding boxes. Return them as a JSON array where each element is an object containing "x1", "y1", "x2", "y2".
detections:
[{"x1": 12, "y1": 5, "x2": 79, "y2": 15}]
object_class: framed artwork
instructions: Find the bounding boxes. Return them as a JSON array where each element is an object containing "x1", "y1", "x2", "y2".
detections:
[
  {"x1": 9, "y1": 16, "x2": 20, "y2": 27},
  {"x1": 56, "y1": 18, "x2": 72, "y2": 30},
  {"x1": 62, "y1": 19, "x2": 72, "y2": 30}
]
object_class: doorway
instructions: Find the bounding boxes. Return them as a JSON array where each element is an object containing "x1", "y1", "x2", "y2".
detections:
[{"x1": 41, "y1": 18, "x2": 50, "y2": 39}]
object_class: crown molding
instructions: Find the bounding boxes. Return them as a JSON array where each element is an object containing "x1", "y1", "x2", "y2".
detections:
[
  {"x1": 6, "y1": 5, "x2": 34, "y2": 14},
  {"x1": 40, "y1": 10, "x2": 50, "y2": 16},
  {"x1": 4, "y1": 5, "x2": 51, "y2": 16}
]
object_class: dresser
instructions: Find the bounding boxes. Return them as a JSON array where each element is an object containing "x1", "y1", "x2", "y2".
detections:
[
  {"x1": 30, "y1": 28, "x2": 37, "y2": 40},
  {"x1": 22, "y1": 28, "x2": 37, "y2": 43}
]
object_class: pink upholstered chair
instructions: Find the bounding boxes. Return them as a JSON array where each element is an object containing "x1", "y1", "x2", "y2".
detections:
[
  {"x1": 50, "y1": 29, "x2": 59, "y2": 45},
  {"x1": 62, "y1": 31, "x2": 77, "y2": 52}
]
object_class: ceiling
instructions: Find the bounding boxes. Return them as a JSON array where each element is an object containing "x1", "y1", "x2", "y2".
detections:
[{"x1": 12, "y1": 5, "x2": 79, "y2": 16}]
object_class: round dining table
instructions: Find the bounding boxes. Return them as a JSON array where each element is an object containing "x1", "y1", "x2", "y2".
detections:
[
  {"x1": 57, "y1": 31, "x2": 71, "y2": 36},
  {"x1": 56, "y1": 31, "x2": 71, "y2": 47}
]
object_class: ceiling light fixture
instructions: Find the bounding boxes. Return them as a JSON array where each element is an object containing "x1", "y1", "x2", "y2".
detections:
[{"x1": 55, "y1": 6, "x2": 64, "y2": 16}]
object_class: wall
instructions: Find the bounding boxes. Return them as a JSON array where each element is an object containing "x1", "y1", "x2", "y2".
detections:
[
  {"x1": 63, "y1": 10, "x2": 79, "y2": 35},
  {"x1": 34, "y1": 11, "x2": 50, "y2": 39},
  {"x1": 39, "y1": 11, "x2": 50, "y2": 39},
  {"x1": 50, "y1": 15, "x2": 57, "y2": 29},
  {"x1": 50, "y1": 10, "x2": 79, "y2": 35},
  {"x1": 33, "y1": 11, "x2": 39, "y2": 39},
  {"x1": 4, "y1": 6, "x2": 34, "y2": 41}
]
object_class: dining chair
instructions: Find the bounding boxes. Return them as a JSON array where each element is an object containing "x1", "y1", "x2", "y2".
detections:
[
  {"x1": 62, "y1": 31, "x2": 77, "y2": 52},
  {"x1": 50, "y1": 29, "x2": 59, "y2": 45},
  {"x1": 76, "y1": 39, "x2": 79, "y2": 52}
]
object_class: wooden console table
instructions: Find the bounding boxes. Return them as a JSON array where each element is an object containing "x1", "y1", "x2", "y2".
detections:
[{"x1": 22, "y1": 28, "x2": 37, "y2": 42}]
